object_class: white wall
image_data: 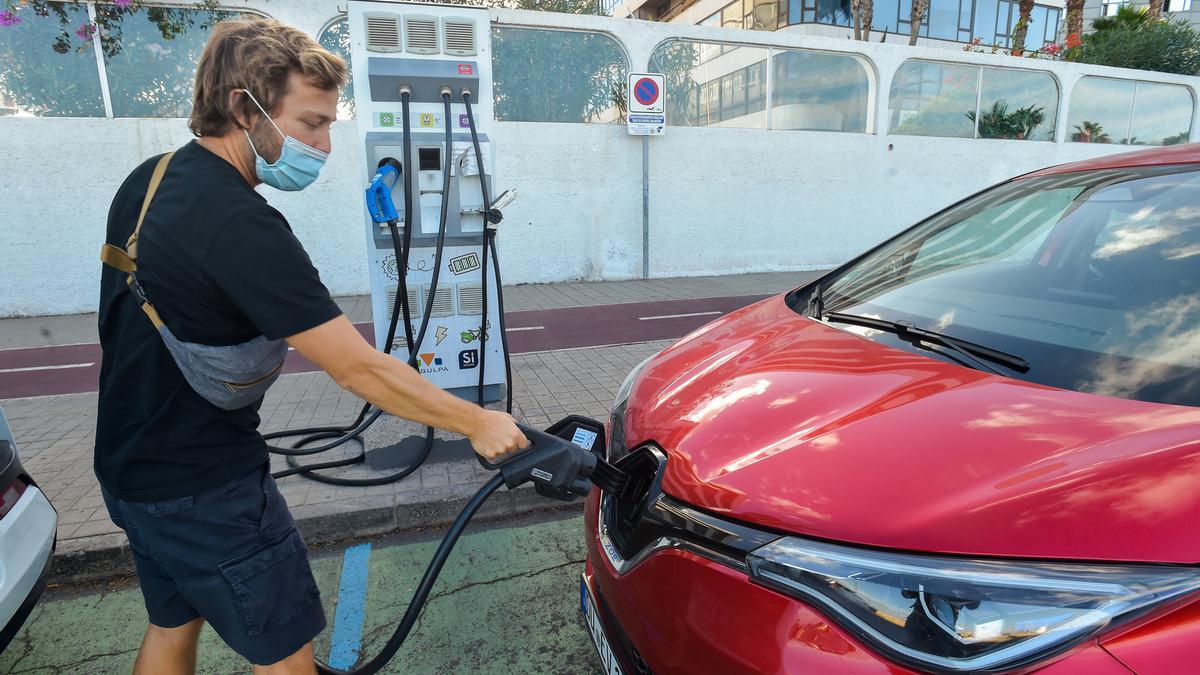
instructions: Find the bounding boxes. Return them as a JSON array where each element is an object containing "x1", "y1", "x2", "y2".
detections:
[{"x1": 1, "y1": 1, "x2": 1198, "y2": 316}]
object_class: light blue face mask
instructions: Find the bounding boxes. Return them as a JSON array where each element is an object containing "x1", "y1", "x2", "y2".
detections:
[{"x1": 241, "y1": 89, "x2": 328, "y2": 192}]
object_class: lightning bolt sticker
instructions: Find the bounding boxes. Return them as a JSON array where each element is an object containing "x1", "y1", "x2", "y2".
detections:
[{"x1": 435, "y1": 326, "x2": 448, "y2": 346}]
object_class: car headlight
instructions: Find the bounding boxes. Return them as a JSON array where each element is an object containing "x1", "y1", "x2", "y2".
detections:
[{"x1": 748, "y1": 536, "x2": 1200, "y2": 672}]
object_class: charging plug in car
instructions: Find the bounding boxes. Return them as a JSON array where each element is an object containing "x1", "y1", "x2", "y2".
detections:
[{"x1": 478, "y1": 416, "x2": 629, "y2": 501}]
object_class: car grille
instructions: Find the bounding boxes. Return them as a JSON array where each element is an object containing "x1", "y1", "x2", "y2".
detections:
[{"x1": 600, "y1": 445, "x2": 779, "y2": 572}]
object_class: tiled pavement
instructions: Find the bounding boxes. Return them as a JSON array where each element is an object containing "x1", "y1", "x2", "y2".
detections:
[{"x1": 0, "y1": 271, "x2": 816, "y2": 582}]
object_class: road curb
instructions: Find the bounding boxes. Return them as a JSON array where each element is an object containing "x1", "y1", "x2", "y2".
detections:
[{"x1": 48, "y1": 481, "x2": 583, "y2": 585}]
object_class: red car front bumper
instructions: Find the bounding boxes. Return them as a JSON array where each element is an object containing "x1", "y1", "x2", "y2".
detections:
[{"x1": 581, "y1": 493, "x2": 1138, "y2": 675}]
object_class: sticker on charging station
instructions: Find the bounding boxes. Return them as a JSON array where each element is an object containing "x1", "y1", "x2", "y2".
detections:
[
  {"x1": 571, "y1": 427, "x2": 599, "y2": 451},
  {"x1": 459, "y1": 349, "x2": 479, "y2": 370},
  {"x1": 416, "y1": 112, "x2": 444, "y2": 129},
  {"x1": 627, "y1": 73, "x2": 665, "y2": 136},
  {"x1": 451, "y1": 141, "x2": 489, "y2": 176},
  {"x1": 375, "y1": 111, "x2": 446, "y2": 129},
  {"x1": 418, "y1": 353, "x2": 448, "y2": 375},
  {"x1": 449, "y1": 252, "x2": 481, "y2": 275}
]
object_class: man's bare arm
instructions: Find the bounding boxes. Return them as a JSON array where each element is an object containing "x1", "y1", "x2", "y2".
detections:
[{"x1": 286, "y1": 315, "x2": 527, "y2": 461}]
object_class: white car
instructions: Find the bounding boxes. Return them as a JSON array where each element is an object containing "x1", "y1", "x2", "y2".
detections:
[{"x1": 0, "y1": 405, "x2": 56, "y2": 652}]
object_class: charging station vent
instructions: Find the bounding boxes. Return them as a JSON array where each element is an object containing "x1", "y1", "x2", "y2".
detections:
[
  {"x1": 442, "y1": 18, "x2": 477, "y2": 56},
  {"x1": 386, "y1": 286, "x2": 422, "y2": 319},
  {"x1": 364, "y1": 13, "x2": 402, "y2": 53},
  {"x1": 457, "y1": 283, "x2": 484, "y2": 315},
  {"x1": 422, "y1": 284, "x2": 455, "y2": 317},
  {"x1": 404, "y1": 15, "x2": 440, "y2": 54}
]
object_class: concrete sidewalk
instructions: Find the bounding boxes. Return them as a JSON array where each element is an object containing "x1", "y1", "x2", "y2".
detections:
[{"x1": 0, "y1": 271, "x2": 820, "y2": 583}]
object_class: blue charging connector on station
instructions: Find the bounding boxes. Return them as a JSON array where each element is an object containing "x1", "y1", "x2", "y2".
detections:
[{"x1": 365, "y1": 158, "x2": 403, "y2": 224}]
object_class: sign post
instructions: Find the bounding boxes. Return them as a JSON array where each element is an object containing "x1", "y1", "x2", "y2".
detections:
[
  {"x1": 627, "y1": 73, "x2": 665, "y2": 136},
  {"x1": 627, "y1": 73, "x2": 665, "y2": 279}
]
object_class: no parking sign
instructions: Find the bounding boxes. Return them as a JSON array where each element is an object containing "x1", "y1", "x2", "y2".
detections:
[{"x1": 627, "y1": 73, "x2": 665, "y2": 136}]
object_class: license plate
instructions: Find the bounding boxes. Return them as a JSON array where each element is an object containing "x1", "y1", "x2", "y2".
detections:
[{"x1": 581, "y1": 575, "x2": 625, "y2": 675}]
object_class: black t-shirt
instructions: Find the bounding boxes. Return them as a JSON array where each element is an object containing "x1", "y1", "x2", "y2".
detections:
[{"x1": 95, "y1": 140, "x2": 342, "y2": 502}]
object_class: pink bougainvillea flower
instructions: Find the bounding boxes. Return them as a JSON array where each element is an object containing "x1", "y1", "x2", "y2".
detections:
[
  {"x1": 74, "y1": 21, "x2": 96, "y2": 40},
  {"x1": 1066, "y1": 32, "x2": 1082, "y2": 49},
  {"x1": 0, "y1": 10, "x2": 21, "y2": 26}
]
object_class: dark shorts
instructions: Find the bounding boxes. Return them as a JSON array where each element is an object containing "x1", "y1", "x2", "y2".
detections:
[{"x1": 101, "y1": 464, "x2": 325, "y2": 666}]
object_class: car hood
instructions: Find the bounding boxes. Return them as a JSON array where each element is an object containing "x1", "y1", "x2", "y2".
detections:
[{"x1": 624, "y1": 295, "x2": 1200, "y2": 563}]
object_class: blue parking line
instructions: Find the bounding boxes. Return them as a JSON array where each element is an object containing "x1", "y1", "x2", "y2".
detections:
[{"x1": 328, "y1": 542, "x2": 372, "y2": 669}]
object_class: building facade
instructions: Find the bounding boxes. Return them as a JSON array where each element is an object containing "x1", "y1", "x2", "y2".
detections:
[{"x1": 612, "y1": 0, "x2": 1067, "y2": 50}]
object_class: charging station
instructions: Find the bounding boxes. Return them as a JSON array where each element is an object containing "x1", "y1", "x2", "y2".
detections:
[
  {"x1": 349, "y1": 0, "x2": 504, "y2": 401},
  {"x1": 258, "y1": 8, "x2": 632, "y2": 671},
  {"x1": 347, "y1": 1, "x2": 509, "y2": 468}
]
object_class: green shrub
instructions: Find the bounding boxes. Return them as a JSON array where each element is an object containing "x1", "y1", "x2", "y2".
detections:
[{"x1": 1070, "y1": 19, "x2": 1200, "y2": 75}]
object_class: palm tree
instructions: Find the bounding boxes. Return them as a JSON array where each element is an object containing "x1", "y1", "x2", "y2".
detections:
[
  {"x1": 1072, "y1": 121, "x2": 1112, "y2": 143},
  {"x1": 851, "y1": 0, "x2": 874, "y2": 41},
  {"x1": 1065, "y1": 0, "x2": 1085, "y2": 41},
  {"x1": 967, "y1": 101, "x2": 1046, "y2": 139},
  {"x1": 1010, "y1": 0, "x2": 1036, "y2": 55},
  {"x1": 908, "y1": 0, "x2": 929, "y2": 45},
  {"x1": 1148, "y1": 0, "x2": 1164, "y2": 20},
  {"x1": 1091, "y1": 6, "x2": 1150, "y2": 31}
]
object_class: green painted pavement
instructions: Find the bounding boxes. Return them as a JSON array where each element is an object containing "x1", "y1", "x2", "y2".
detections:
[{"x1": 0, "y1": 510, "x2": 601, "y2": 674}]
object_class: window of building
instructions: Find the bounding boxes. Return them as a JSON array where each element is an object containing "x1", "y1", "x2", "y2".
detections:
[
  {"x1": 100, "y1": 3, "x2": 241, "y2": 118},
  {"x1": 1130, "y1": 82, "x2": 1194, "y2": 145},
  {"x1": 890, "y1": 61, "x2": 978, "y2": 138},
  {"x1": 701, "y1": 0, "x2": 788, "y2": 31},
  {"x1": 926, "y1": 0, "x2": 960, "y2": 40},
  {"x1": 650, "y1": 39, "x2": 870, "y2": 132},
  {"x1": 890, "y1": 60, "x2": 1057, "y2": 141},
  {"x1": 649, "y1": 40, "x2": 771, "y2": 128},
  {"x1": 976, "y1": 67, "x2": 1058, "y2": 140},
  {"x1": 815, "y1": 0, "x2": 852, "y2": 27},
  {"x1": 0, "y1": 2, "x2": 260, "y2": 119},
  {"x1": 492, "y1": 26, "x2": 628, "y2": 124},
  {"x1": 0, "y1": 2, "x2": 105, "y2": 117},
  {"x1": 722, "y1": 3, "x2": 744, "y2": 29},
  {"x1": 1068, "y1": 77, "x2": 1134, "y2": 144},
  {"x1": 318, "y1": 16, "x2": 354, "y2": 119},
  {"x1": 1068, "y1": 77, "x2": 1193, "y2": 145},
  {"x1": 771, "y1": 49, "x2": 872, "y2": 132},
  {"x1": 770, "y1": 0, "x2": 1061, "y2": 47}
]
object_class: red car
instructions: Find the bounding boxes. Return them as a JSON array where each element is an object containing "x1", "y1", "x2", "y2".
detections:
[{"x1": 582, "y1": 144, "x2": 1200, "y2": 674}]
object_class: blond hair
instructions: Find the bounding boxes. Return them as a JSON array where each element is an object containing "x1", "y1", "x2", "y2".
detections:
[{"x1": 189, "y1": 17, "x2": 347, "y2": 137}]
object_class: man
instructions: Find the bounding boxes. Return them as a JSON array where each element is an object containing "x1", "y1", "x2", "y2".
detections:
[{"x1": 95, "y1": 17, "x2": 527, "y2": 675}]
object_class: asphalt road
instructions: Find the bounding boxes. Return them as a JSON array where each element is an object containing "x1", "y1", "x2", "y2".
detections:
[{"x1": 0, "y1": 508, "x2": 601, "y2": 674}]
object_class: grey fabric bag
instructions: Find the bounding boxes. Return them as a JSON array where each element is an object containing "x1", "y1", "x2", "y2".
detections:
[
  {"x1": 158, "y1": 328, "x2": 287, "y2": 410},
  {"x1": 100, "y1": 152, "x2": 288, "y2": 411}
]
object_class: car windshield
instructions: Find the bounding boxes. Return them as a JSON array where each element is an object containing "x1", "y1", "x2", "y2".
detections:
[{"x1": 813, "y1": 165, "x2": 1200, "y2": 407}]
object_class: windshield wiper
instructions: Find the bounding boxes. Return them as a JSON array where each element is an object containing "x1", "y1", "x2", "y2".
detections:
[
  {"x1": 805, "y1": 284, "x2": 825, "y2": 319},
  {"x1": 823, "y1": 312, "x2": 1030, "y2": 375}
]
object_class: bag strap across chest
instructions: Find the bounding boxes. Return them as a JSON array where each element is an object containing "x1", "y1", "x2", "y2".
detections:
[{"x1": 99, "y1": 152, "x2": 174, "y2": 329}]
